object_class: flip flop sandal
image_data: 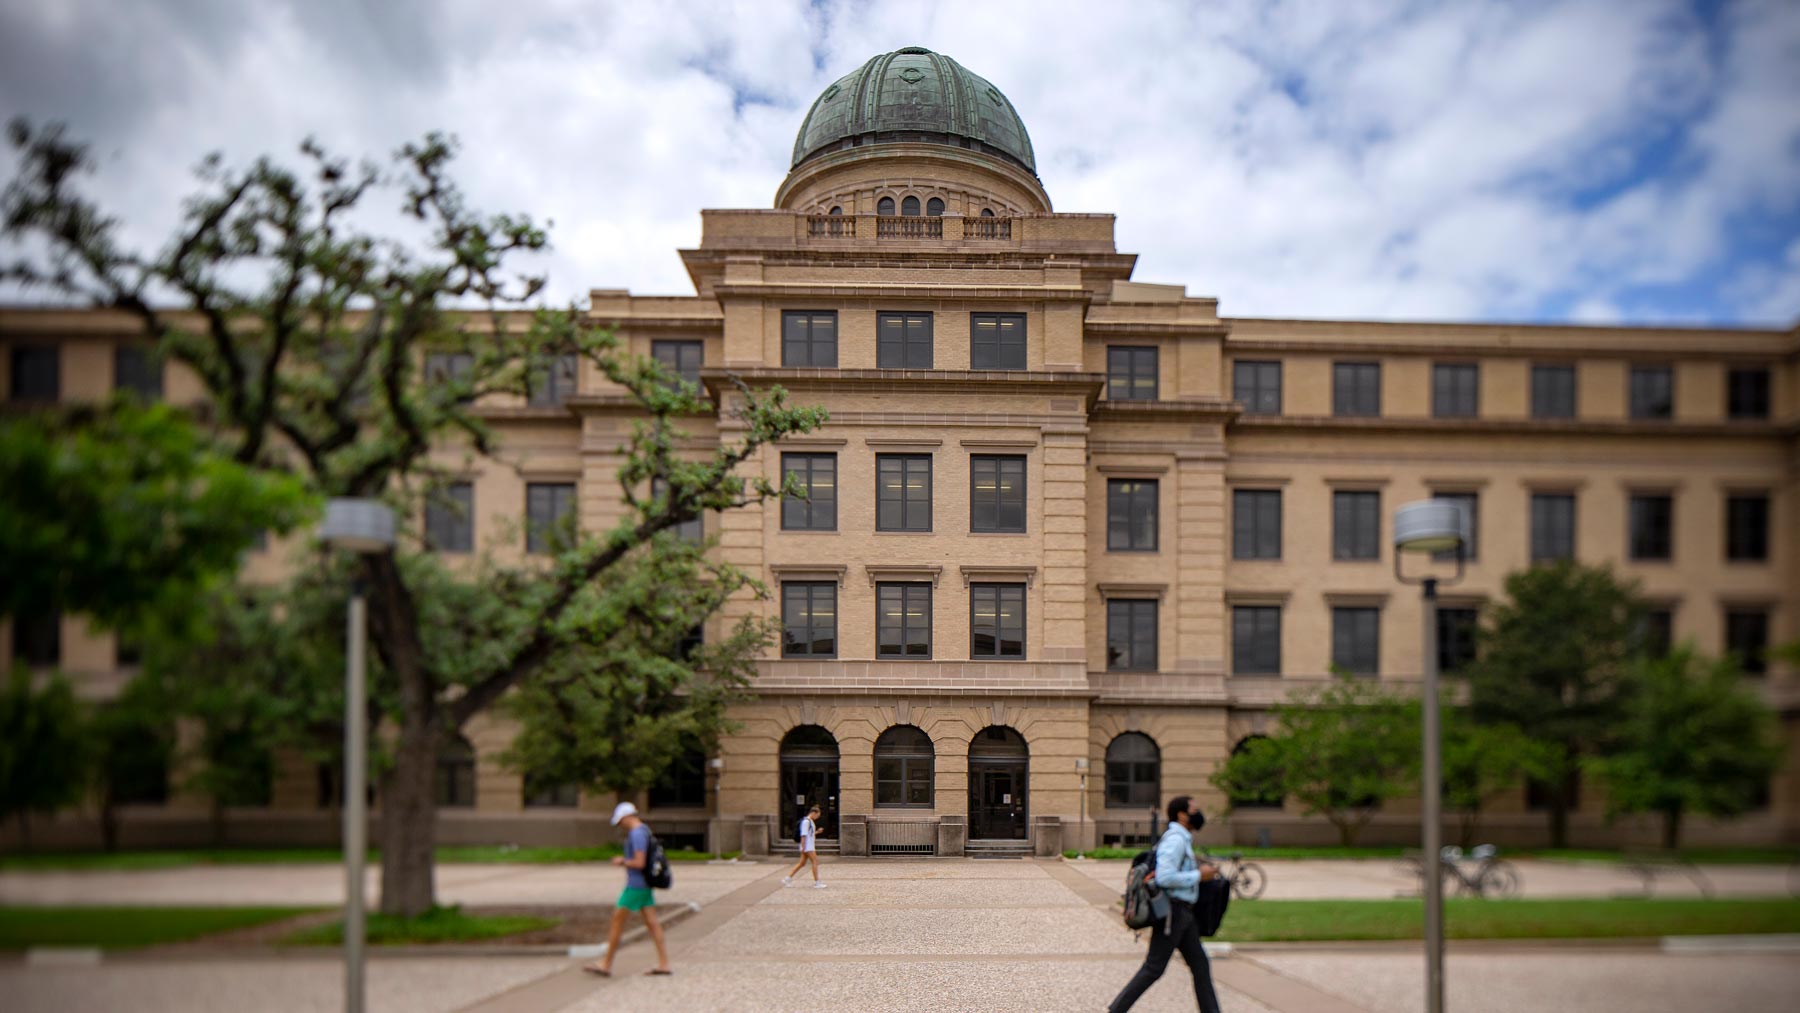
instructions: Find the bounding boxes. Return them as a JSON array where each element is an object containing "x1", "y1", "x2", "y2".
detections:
[
  {"x1": 581, "y1": 966, "x2": 612, "y2": 977},
  {"x1": 644, "y1": 968, "x2": 674, "y2": 976}
]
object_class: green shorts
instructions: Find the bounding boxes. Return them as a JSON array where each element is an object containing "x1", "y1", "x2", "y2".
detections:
[{"x1": 617, "y1": 886, "x2": 656, "y2": 911}]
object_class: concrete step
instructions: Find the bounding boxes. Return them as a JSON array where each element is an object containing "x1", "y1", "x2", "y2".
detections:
[{"x1": 966, "y1": 839, "x2": 1033, "y2": 859}]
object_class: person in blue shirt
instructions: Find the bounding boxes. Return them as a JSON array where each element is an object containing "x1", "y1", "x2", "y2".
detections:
[
  {"x1": 1108, "y1": 795, "x2": 1222, "y2": 1012},
  {"x1": 583, "y1": 802, "x2": 672, "y2": 978}
]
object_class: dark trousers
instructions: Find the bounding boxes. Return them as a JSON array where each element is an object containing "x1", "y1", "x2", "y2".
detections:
[{"x1": 1108, "y1": 903, "x2": 1222, "y2": 1013}]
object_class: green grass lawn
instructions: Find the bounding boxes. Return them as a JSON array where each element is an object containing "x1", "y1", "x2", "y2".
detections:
[
  {"x1": 282, "y1": 905, "x2": 558, "y2": 946},
  {"x1": 1064, "y1": 845, "x2": 1800, "y2": 864},
  {"x1": 0, "y1": 844, "x2": 738, "y2": 872},
  {"x1": 0, "y1": 906, "x2": 317, "y2": 950},
  {"x1": 1215, "y1": 898, "x2": 1800, "y2": 942}
]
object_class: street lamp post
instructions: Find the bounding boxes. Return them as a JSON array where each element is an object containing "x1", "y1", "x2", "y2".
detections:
[
  {"x1": 709, "y1": 757, "x2": 727, "y2": 863},
  {"x1": 1074, "y1": 758, "x2": 1089, "y2": 859},
  {"x1": 319, "y1": 498, "x2": 396, "y2": 1013},
  {"x1": 1393, "y1": 499, "x2": 1467, "y2": 1013}
]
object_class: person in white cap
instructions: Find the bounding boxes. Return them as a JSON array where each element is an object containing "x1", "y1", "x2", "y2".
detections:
[{"x1": 582, "y1": 801, "x2": 672, "y2": 978}]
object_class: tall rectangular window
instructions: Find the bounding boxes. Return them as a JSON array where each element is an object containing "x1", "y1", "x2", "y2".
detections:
[
  {"x1": 876, "y1": 312, "x2": 933, "y2": 369},
  {"x1": 876, "y1": 454, "x2": 932, "y2": 531},
  {"x1": 425, "y1": 481, "x2": 474, "y2": 553},
  {"x1": 1726, "y1": 493, "x2": 1769, "y2": 561},
  {"x1": 527, "y1": 353, "x2": 577, "y2": 406},
  {"x1": 781, "y1": 582, "x2": 837, "y2": 657},
  {"x1": 1233, "y1": 360, "x2": 1282, "y2": 415},
  {"x1": 652, "y1": 477, "x2": 703, "y2": 544},
  {"x1": 425, "y1": 351, "x2": 473, "y2": 384},
  {"x1": 1332, "y1": 362, "x2": 1381, "y2": 417},
  {"x1": 9, "y1": 345, "x2": 58, "y2": 401},
  {"x1": 1725, "y1": 609, "x2": 1769, "y2": 676},
  {"x1": 1231, "y1": 606, "x2": 1281, "y2": 675},
  {"x1": 1332, "y1": 607, "x2": 1380, "y2": 676},
  {"x1": 1232, "y1": 489, "x2": 1281, "y2": 560},
  {"x1": 1437, "y1": 607, "x2": 1479, "y2": 674},
  {"x1": 12, "y1": 609, "x2": 60, "y2": 667},
  {"x1": 525, "y1": 482, "x2": 576, "y2": 554},
  {"x1": 1628, "y1": 494, "x2": 1673, "y2": 560},
  {"x1": 1106, "y1": 479, "x2": 1159, "y2": 552},
  {"x1": 1629, "y1": 365, "x2": 1673, "y2": 419},
  {"x1": 1637, "y1": 609, "x2": 1673, "y2": 658},
  {"x1": 1106, "y1": 599, "x2": 1158, "y2": 671},
  {"x1": 969, "y1": 312, "x2": 1026, "y2": 370},
  {"x1": 1332, "y1": 490, "x2": 1380, "y2": 560},
  {"x1": 1432, "y1": 363, "x2": 1479, "y2": 418},
  {"x1": 1727, "y1": 368, "x2": 1770, "y2": 420},
  {"x1": 970, "y1": 455, "x2": 1027, "y2": 533},
  {"x1": 1106, "y1": 346, "x2": 1158, "y2": 401},
  {"x1": 651, "y1": 340, "x2": 704, "y2": 386},
  {"x1": 649, "y1": 751, "x2": 707, "y2": 808},
  {"x1": 1432, "y1": 492, "x2": 1478, "y2": 561},
  {"x1": 1531, "y1": 364, "x2": 1576, "y2": 419},
  {"x1": 782, "y1": 310, "x2": 838, "y2": 367},
  {"x1": 781, "y1": 453, "x2": 837, "y2": 531},
  {"x1": 1530, "y1": 493, "x2": 1576, "y2": 562},
  {"x1": 876, "y1": 583, "x2": 932, "y2": 658},
  {"x1": 970, "y1": 583, "x2": 1026, "y2": 659},
  {"x1": 114, "y1": 345, "x2": 162, "y2": 400}
]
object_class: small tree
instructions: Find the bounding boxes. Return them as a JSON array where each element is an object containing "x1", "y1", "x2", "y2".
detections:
[
  {"x1": 1441, "y1": 708, "x2": 1556, "y2": 849},
  {"x1": 1586, "y1": 647, "x2": 1782, "y2": 850},
  {"x1": 0, "y1": 670, "x2": 91, "y2": 850},
  {"x1": 88, "y1": 680, "x2": 176, "y2": 852},
  {"x1": 1467, "y1": 561, "x2": 1644, "y2": 847},
  {"x1": 1212, "y1": 676, "x2": 1419, "y2": 845}
]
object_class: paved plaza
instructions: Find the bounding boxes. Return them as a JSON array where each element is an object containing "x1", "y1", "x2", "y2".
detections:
[{"x1": 4, "y1": 858, "x2": 1798, "y2": 1011}]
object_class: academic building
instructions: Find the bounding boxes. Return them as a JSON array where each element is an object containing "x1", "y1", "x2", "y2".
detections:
[{"x1": 3, "y1": 47, "x2": 1797, "y2": 855}]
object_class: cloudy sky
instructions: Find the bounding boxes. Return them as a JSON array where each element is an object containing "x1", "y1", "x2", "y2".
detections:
[{"x1": 3, "y1": 0, "x2": 1797, "y2": 325}]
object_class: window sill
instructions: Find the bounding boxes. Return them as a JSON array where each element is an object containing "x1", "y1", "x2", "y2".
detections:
[
  {"x1": 874, "y1": 529, "x2": 935, "y2": 535},
  {"x1": 778, "y1": 528, "x2": 841, "y2": 534},
  {"x1": 970, "y1": 529, "x2": 1029, "y2": 536}
]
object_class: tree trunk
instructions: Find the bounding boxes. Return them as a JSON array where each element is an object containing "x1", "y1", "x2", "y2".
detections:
[
  {"x1": 209, "y1": 796, "x2": 226, "y2": 847},
  {"x1": 1548, "y1": 798, "x2": 1568, "y2": 849},
  {"x1": 1459, "y1": 809, "x2": 1479, "y2": 850},
  {"x1": 379, "y1": 713, "x2": 439, "y2": 917},
  {"x1": 16, "y1": 812, "x2": 31, "y2": 853},
  {"x1": 1662, "y1": 806, "x2": 1682, "y2": 852},
  {"x1": 99, "y1": 796, "x2": 119, "y2": 853}
]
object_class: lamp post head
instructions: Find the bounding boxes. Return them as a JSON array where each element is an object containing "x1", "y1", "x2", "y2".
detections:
[
  {"x1": 1393, "y1": 499, "x2": 1467, "y2": 555},
  {"x1": 709, "y1": 757, "x2": 726, "y2": 771},
  {"x1": 320, "y1": 499, "x2": 397, "y2": 554}
]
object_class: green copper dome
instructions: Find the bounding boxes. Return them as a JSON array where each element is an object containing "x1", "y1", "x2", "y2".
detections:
[{"x1": 791, "y1": 47, "x2": 1037, "y2": 174}]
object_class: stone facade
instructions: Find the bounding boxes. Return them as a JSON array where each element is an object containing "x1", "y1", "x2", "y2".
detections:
[{"x1": 2, "y1": 46, "x2": 1797, "y2": 852}]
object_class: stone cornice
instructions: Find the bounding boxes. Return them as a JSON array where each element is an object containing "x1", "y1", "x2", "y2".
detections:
[
  {"x1": 1234, "y1": 414, "x2": 1798, "y2": 439},
  {"x1": 711, "y1": 282, "x2": 1091, "y2": 302}
]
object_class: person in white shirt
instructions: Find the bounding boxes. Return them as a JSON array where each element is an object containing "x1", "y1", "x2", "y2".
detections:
[{"x1": 781, "y1": 804, "x2": 826, "y2": 889}]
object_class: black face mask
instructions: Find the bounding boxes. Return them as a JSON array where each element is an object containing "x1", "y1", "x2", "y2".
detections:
[{"x1": 1186, "y1": 809, "x2": 1205, "y2": 832}]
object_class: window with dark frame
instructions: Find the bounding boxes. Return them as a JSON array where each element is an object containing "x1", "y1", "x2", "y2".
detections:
[
  {"x1": 1628, "y1": 494, "x2": 1674, "y2": 560},
  {"x1": 901, "y1": 195, "x2": 921, "y2": 216},
  {"x1": 12, "y1": 609, "x2": 60, "y2": 667},
  {"x1": 877, "y1": 312, "x2": 933, "y2": 369},
  {"x1": 1530, "y1": 493, "x2": 1576, "y2": 562},
  {"x1": 425, "y1": 481, "x2": 475, "y2": 553},
  {"x1": 1106, "y1": 346, "x2": 1158, "y2": 401},
  {"x1": 649, "y1": 748, "x2": 708, "y2": 808},
  {"x1": 1233, "y1": 360, "x2": 1282, "y2": 415},
  {"x1": 1105, "y1": 732, "x2": 1160, "y2": 808},
  {"x1": 1637, "y1": 608, "x2": 1674, "y2": 658},
  {"x1": 1526, "y1": 772, "x2": 1580, "y2": 812},
  {"x1": 527, "y1": 353, "x2": 577, "y2": 406},
  {"x1": 1432, "y1": 363, "x2": 1479, "y2": 417},
  {"x1": 1106, "y1": 479, "x2": 1159, "y2": 552},
  {"x1": 874, "y1": 726, "x2": 935, "y2": 807},
  {"x1": 652, "y1": 477, "x2": 703, "y2": 544},
  {"x1": 1331, "y1": 606, "x2": 1380, "y2": 676},
  {"x1": 970, "y1": 455, "x2": 1026, "y2": 533},
  {"x1": 877, "y1": 196, "x2": 895, "y2": 216},
  {"x1": 9, "y1": 344, "x2": 58, "y2": 401},
  {"x1": 876, "y1": 454, "x2": 932, "y2": 531},
  {"x1": 1530, "y1": 364, "x2": 1576, "y2": 419},
  {"x1": 1437, "y1": 607, "x2": 1479, "y2": 674},
  {"x1": 1725, "y1": 493, "x2": 1769, "y2": 561},
  {"x1": 523, "y1": 773, "x2": 579, "y2": 808},
  {"x1": 1332, "y1": 490, "x2": 1381, "y2": 561},
  {"x1": 1232, "y1": 489, "x2": 1281, "y2": 560},
  {"x1": 781, "y1": 582, "x2": 837, "y2": 657},
  {"x1": 1231, "y1": 605, "x2": 1281, "y2": 675},
  {"x1": 1727, "y1": 368, "x2": 1770, "y2": 420},
  {"x1": 781, "y1": 453, "x2": 837, "y2": 531},
  {"x1": 782, "y1": 311, "x2": 838, "y2": 367},
  {"x1": 525, "y1": 482, "x2": 576, "y2": 554},
  {"x1": 1726, "y1": 609, "x2": 1770, "y2": 676},
  {"x1": 970, "y1": 313, "x2": 1026, "y2": 370},
  {"x1": 876, "y1": 583, "x2": 932, "y2": 658},
  {"x1": 970, "y1": 583, "x2": 1025, "y2": 659},
  {"x1": 926, "y1": 197, "x2": 945, "y2": 217},
  {"x1": 1431, "y1": 492, "x2": 1478, "y2": 561},
  {"x1": 1332, "y1": 362, "x2": 1381, "y2": 417},
  {"x1": 1629, "y1": 365, "x2": 1673, "y2": 420},
  {"x1": 1106, "y1": 599, "x2": 1158, "y2": 671},
  {"x1": 652, "y1": 340, "x2": 704, "y2": 386},
  {"x1": 114, "y1": 345, "x2": 162, "y2": 400},
  {"x1": 434, "y1": 736, "x2": 476, "y2": 808},
  {"x1": 425, "y1": 352, "x2": 473, "y2": 384}
]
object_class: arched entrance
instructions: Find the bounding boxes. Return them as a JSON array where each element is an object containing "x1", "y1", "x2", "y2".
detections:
[
  {"x1": 779, "y1": 725, "x2": 840, "y2": 841},
  {"x1": 968, "y1": 726, "x2": 1028, "y2": 840}
]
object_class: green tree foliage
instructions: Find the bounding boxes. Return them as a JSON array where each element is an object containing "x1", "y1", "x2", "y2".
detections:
[
  {"x1": 1212, "y1": 676, "x2": 1420, "y2": 845},
  {"x1": 1441, "y1": 709, "x2": 1556, "y2": 848},
  {"x1": 1467, "y1": 561, "x2": 1645, "y2": 847},
  {"x1": 1, "y1": 122, "x2": 827, "y2": 914},
  {"x1": 0, "y1": 670, "x2": 91, "y2": 850},
  {"x1": 1586, "y1": 647, "x2": 1783, "y2": 850},
  {"x1": 87, "y1": 679, "x2": 175, "y2": 851}
]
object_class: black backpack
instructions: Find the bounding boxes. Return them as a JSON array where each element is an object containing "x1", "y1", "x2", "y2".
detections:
[{"x1": 642, "y1": 831, "x2": 673, "y2": 890}]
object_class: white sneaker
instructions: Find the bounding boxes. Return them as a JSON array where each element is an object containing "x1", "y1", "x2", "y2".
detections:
[
  {"x1": 813, "y1": 881, "x2": 828, "y2": 889},
  {"x1": 781, "y1": 876, "x2": 792, "y2": 887}
]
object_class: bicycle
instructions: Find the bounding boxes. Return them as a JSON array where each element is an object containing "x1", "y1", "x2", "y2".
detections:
[
  {"x1": 1439, "y1": 844, "x2": 1521, "y2": 899},
  {"x1": 1202, "y1": 849, "x2": 1268, "y2": 900}
]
